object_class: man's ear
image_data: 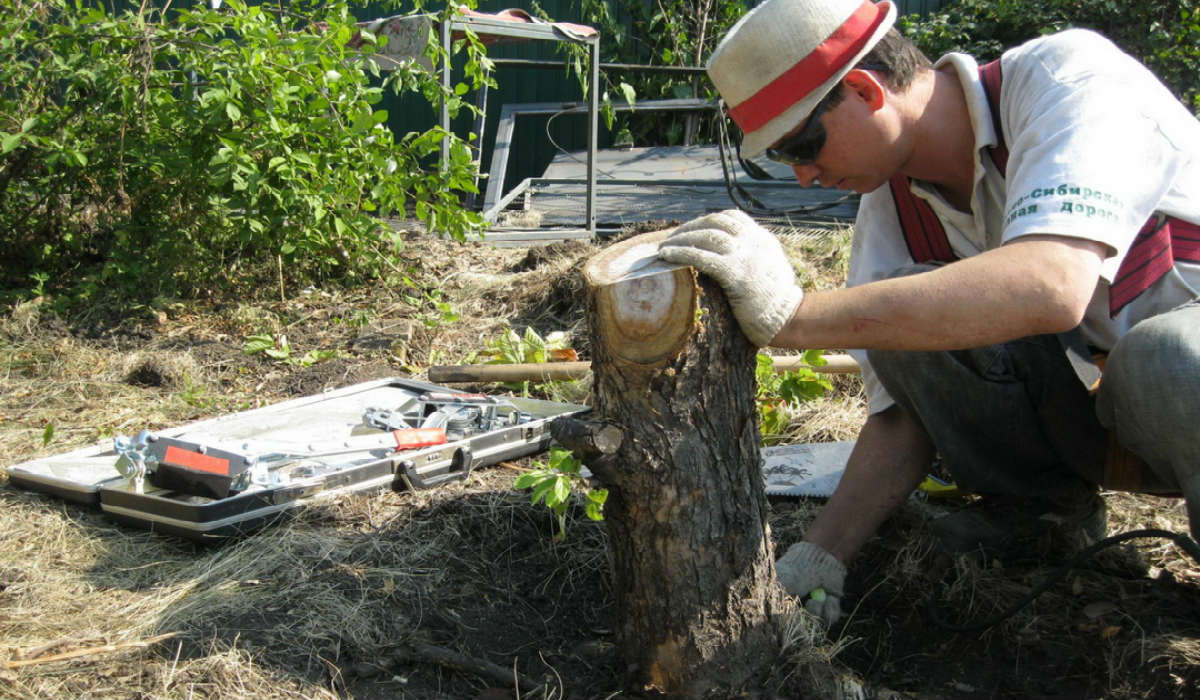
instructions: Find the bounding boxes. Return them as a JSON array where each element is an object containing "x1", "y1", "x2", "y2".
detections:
[{"x1": 844, "y1": 69, "x2": 886, "y2": 111}]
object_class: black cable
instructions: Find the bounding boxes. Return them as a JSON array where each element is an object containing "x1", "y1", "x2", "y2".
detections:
[
  {"x1": 543, "y1": 108, "x2": 620, "y2": 180},
  {"x1": 927, "y1": 528, "x2": 1200, "y2": 633},
  {"x1": 539, "y1": 99, "x2": 855, "y2": 220},
  {"x1": 712, "y1": 101, "x2": 857, "y2": 218}
]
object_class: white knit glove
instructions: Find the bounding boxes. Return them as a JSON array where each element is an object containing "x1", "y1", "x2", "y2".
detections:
[
  {"x1": 657, "y1": 210, "x2": 803, "y2": 347},
  {"x1": 776, "y1": 541, "x2": 847, "y2": 627}
]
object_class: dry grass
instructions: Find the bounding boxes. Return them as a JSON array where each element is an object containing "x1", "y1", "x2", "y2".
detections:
[
  {"x1": 0, "y1": 466, "x2": 617, "y2": 698},
  {"x1": 0, "y1": 488, "x2": 344, "y2": 699}
]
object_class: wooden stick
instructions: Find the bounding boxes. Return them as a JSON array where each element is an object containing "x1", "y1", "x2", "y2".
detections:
[
  {"x1": 769, "y1": 353, "x2": 860, "y2": 374},
  {"x1": 430, "y1": 361, "x2": 591, "y2": 382},
  {"x1": 5, "y1": 632, "x2": 180, "y2": 669},
  {"x1": 392, "y1": 641, "x2": 541, "y2": 691},
  {"x1": 427, "y1": 353, "x2": 859, "y2": 384}
]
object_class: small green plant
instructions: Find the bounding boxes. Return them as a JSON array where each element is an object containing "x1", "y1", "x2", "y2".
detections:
[
  {"x1": 244, "y1": 333, "x2": 292, "y2": 361},
  {"x1": 242, "y1": 333, "x2": 339, "y2": 367},
  {"x1": 756, "y1": 350, "x2": 832, "y2": 442},
  {"x1": 179, "y1": 377, "x2": 214, "y2": 410},
  {"x1": 513, "y1": 448, "x2": 608, "y2": 542},
  {"x1": 29, "y1": 272, "x2": 49, "y2": 299},
  {"x1": 425, "y1": 292, "x2": 459, "y2": 329},
  {"x1": 486, "y1": 326, "x2": 570, "y2": 364},
  {"x1": 342, "y1": 309, "x2": 373, "y2": 330},
  {"x1": 400, "y1": 285, "x2": 460, "y2": 330},
  {"x1": 482, "y1": 326, "x2": 581, "y2": 399}
]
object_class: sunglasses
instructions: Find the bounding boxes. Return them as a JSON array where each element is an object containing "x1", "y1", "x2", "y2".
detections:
[
  {"x1": 764, "y1": 91, "x2": 836, "y2": 167},
  {"x1": 762, "y1": 64, "x2": 888, "y2": 167}
]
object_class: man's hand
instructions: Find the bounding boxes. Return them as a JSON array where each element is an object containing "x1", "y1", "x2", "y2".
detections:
[
  {"x1": 776, "y1": 541, "x2": 847, "y2": 626},
  {"x1": 657, "y1": 210, "x2": 803, "y2": 347}
]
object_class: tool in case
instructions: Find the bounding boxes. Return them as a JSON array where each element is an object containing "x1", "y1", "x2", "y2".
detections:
[{"x1": 6, "y1": 377, "x2": 586, "y2": 540}]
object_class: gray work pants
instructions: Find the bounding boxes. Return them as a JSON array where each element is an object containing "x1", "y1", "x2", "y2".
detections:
[{"x1": 866, "y1": 289, "x2": 1200, "y2": 532}]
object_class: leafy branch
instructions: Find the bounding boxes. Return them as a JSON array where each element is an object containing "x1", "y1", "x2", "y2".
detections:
[{"x1": 514, "y1": 448, "x2": 607, "y2": 542}]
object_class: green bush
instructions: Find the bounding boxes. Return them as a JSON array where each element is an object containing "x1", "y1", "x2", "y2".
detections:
[
  {"x1": 0, "y1": 0, "x2": 490, "y2": 305},
  {"x1": 898, "y1": 0, "x2": 1200, "y2": 113}
]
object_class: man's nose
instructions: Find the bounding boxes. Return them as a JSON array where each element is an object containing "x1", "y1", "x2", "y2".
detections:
[{"x1": 791, "y1": 164, "x2": 822, "y2": 187}]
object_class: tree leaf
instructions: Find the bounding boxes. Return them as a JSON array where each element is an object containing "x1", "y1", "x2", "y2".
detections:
[
  {"x1": 513, "y1": 471, "x2": 543, "y2": 489},
  {"x1": 549, "y1": 475, "x2": 571, "y2": 507},
  {"x1": 242, "y1": 333, "x2": 276, "y2": 355},
  {"x1": 1, "y1": 132, "x2": 22, "y2": 154},
  {"x1": 618, "y1": 81, "x2": 636, "y2": 106},
  {"x1": 529, "y1": 476, "x2": 557, "y2": 506}
]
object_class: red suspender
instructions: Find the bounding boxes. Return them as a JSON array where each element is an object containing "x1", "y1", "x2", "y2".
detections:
[
  {"x1": 888, "y1": 175, "x2": 954, "y2": 262},
  {"x1": 891, "y1": 58, "x2": 1199, "y2": 316},
  {"x1": 1110, "y1": 216, "x2": 1200, "y2": 315},
  {"x1": 891, "y1": 60, "x2": 1006, "y2": 265}
]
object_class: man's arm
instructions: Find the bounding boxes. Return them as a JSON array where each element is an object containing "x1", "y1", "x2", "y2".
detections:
[
  {"x1": 803, "y1": 405, "x2": 935, "y2": 563},
  {"x1": 658, "y1": 216, "x2": 1109, "y2": 353},
  {"x1": 772, "y1": 235, "x2": 1108, "y2": 351}
]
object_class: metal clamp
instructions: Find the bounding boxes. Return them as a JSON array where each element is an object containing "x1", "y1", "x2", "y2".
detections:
[{"x1": 113, "y1": 430, "x2": 159, "y2": 493}]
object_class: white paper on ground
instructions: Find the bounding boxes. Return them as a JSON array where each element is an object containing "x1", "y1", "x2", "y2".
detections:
[{"x1": 761, "y1": 440, "x2": 854, "y2": 498}]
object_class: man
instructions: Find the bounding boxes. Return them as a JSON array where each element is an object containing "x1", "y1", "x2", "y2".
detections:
[{"x1": 658, "y1": 0, "x2": 1200, "y2": 626}]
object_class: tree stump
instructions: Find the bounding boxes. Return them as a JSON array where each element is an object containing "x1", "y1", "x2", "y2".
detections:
[{"x1": 557, "y1": 229, "x2": 792, "y2": 697}]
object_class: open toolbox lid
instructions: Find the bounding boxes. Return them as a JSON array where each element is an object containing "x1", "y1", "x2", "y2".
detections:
[{"x1": 6, "y1": 377, "x2": 587, "y2": 540}]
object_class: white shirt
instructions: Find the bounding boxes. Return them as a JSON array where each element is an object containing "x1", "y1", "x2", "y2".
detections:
[{"x1": 847, "y1": 29, "x2": 1200, "y2": 414}]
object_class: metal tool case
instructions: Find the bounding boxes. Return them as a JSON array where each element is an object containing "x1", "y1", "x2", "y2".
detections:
[{"x1": 7, "y1": 377, "x2": 585, "y2": 541}]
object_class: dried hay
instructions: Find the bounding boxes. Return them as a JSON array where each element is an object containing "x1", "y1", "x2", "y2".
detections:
[
  {"x1": 773, "y1": 393, "x2": 868, "y2": 445},
  {"x1": 497, "y1": 209, "x2": 545, "y2": 229},
  {"x1": 122, "y1": 350, "x2": 202, "y2": 390},
  {"x1": 3, "y1": 297, "x2": 51, "y2": 340},
  {"x1": 0, "y1": 334, "x2": 162, "y2": 468}
]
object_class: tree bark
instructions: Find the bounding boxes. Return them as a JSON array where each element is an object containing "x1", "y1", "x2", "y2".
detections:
[{"x1": 564, "y1": 229, "x2": 792, "y2": 697}]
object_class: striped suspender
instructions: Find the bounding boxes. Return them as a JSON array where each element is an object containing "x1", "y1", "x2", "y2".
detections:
[
  {"x1": 1110, "y1": 215, "x2": 1200, "y2": 314},
  {"x1": 890, "y1": 60, "x2": 1005, "y2": 265},
  {"x1": 890, "y1": 59, "x2": 1200, "y2": 316}
]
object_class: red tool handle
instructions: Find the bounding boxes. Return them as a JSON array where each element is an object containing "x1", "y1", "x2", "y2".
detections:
[{"x1": 392, "y1": 427, "x2": 448, "y2": 451}]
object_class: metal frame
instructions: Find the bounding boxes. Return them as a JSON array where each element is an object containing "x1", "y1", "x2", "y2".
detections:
[
  {"x1": 440, "y1": 15, "x2": 600, "y2": 234},
  {"x1": 483, "y1": 175, "x2": 805, "y2": 223},
  {"x1": 481, "y1": 98, "x2": 717, "y2": 222}
]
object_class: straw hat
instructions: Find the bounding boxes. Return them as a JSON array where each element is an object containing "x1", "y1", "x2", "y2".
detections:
[{"x1": 707, "y1": 0, "x2": 897, "y2": 158}]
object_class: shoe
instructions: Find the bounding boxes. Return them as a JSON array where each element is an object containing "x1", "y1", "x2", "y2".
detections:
[{"x1": 929, "y1": 492, "x2": 1107, "y2": 557}]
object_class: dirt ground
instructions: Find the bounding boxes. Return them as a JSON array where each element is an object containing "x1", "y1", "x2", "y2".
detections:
[{"x1": 1, "y1": 224, "x2": 1199, "y2": 699}]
